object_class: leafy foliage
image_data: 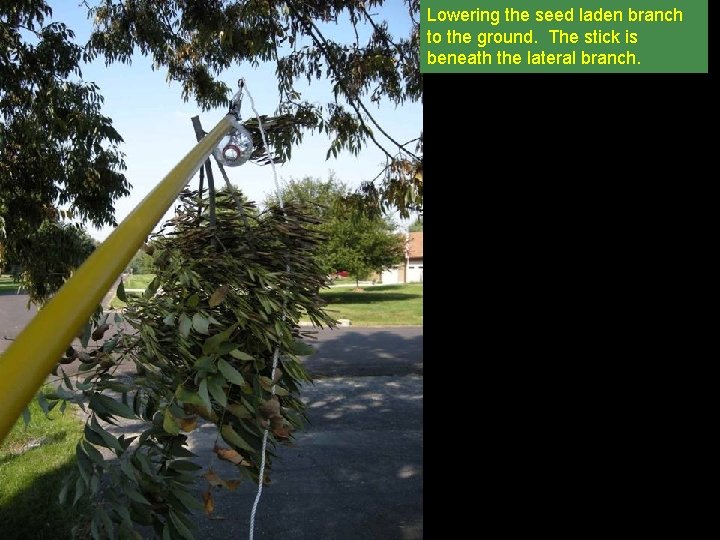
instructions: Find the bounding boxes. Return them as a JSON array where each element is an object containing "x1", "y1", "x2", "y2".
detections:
[
  {"x1": 125, "y1": 246, "x2": 156, "y2": 275},
  {"x1": 409, "y1": 215, "x2": 423, "y2": 232},
  {"x1": 46, "y1": 190, "x2": 335, "y2": 538},
  {"x1": 84, "y1": 0, "x2": 422, "y2": 216},
  {"x1": 323, "y1": 213, "x2": 405, "y2": 285},
  {"x1": 9, "y1": 222, "x2": 98, "y2": 304},
  {"x1": 266, "y1": 176, "x2": 406, "y2": 284},
  {"x1": 0, "y1": 1, "x2": 130, "y2": 302}
]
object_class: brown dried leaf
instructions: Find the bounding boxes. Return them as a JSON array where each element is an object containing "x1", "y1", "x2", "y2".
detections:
[
  {"x1": 271, "y1": 417, "x2": 292, "y2": 439},
  {"x1": 203, "y1": 468, "x2": 225, "y2": 488},
  {"x1": 203, "y1": 467, "x2": 243, "y2": 491},
  {"x1": 202, "y1": 489, "x2": 214, "y2": 515},
  {"x1": 178, "y1": 416, "x2": 198, "y2": 432},
  {"x1": 259, "y1": 396, "x2": 281, "y2": 419},
  {"x1": 185, "y1": 403, "x2": 219, "y2": 422},
  {"x1": 214, "y1": 444, "x2": 251, "y2": 466},
  {"x1": 208, "y1": 285, "x2": 229, "y2": 308},
  {"x1": 225, "y1": 479, "x2": 242, "y2": 491}
]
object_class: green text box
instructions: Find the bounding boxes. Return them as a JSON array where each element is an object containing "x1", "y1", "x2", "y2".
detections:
[{"x1": 420, "y1": 0, "x2": 708, "y2": 73}]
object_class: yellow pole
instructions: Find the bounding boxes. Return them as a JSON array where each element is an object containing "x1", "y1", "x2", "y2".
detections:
[{"x1": 0, "y1": 114, "x2": 234, "y2": 443}]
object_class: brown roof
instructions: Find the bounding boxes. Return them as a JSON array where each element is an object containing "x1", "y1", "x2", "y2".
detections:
[{"x1": 407, "y1": 232, "x2": 423, "y2": 258}]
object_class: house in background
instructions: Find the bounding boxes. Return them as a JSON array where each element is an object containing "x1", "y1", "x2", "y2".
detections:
[{"x1": 381, "y1": 231, "x2": 423, "y2": 284}]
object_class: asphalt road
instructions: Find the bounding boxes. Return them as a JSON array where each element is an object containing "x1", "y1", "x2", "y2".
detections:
[
  {"x1": 300, "y1": 326, "x2": 423, "y2": 378},
  {"x1": 0, "y1": 293, "x2": 37, "y2": 353}
]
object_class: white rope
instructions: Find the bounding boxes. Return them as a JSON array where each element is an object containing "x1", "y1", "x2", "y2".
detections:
[{"x1": 241, "y1": 78, "x2": 289, "y2": 540}]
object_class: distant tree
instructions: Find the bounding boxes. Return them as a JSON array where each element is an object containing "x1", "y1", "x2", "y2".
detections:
[
  {"x1": 263, "y1": 173, "x2": 349, "y2": 220},
  {"x1": 324, "y1": 215, "x2": 405, "y2": 287},
  {"x1": 125, "y1": 247, "x2": 155, "y2": 275},
  {"x1": 10, "y1": 222, "x2": 97, "y2": 303},
  {"x1": 0, "y1": 2, "x2": 130, "y2": 302},
  {"x1": 409, "y1": 215, "x2": 423, "y2": 232},
  {"x1": 266, "y1": 176, "x2": 405, "y2": 286}
]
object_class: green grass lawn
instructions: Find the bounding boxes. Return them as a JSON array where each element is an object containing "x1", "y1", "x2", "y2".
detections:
[
  {"x1": 125, "y1": 273, "x2": 156, "y2": 289},
  {"x1": 108, "y1": 274, "x2": 422, "y2": 325},
  {"x1": 0, "y1": 393, "x2": 88, "y2": 539},
  {"x1": 319, "y1": 283, "x2": 423, "y2": 325},
  {"x1": 0, "y1": 274, "x2": 25, "y2": 294}
]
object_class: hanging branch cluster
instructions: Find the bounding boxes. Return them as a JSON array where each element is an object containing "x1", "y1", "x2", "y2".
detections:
[{"x1": 44, "y1": 190, "x2": 335, "y2": 538}]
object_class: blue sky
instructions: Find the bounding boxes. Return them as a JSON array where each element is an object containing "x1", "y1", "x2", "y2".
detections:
[{"x1": 49, "y1": 2, "x2": 422, "y2": 240}]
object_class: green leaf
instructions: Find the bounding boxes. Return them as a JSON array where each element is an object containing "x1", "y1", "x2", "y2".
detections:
[
  {"x1": 198, "y1": 378, "x2": 212, "y2": 411},
  {"x1": 163, "y1": 313, "x2": 176, "y2": 326},
  {"x1": 227, "y1": 403, "x2": 252, "y2": 419},
  {"x1": 76, "y1": 444, "x2": 93, "y2": 484},
  {"x1": 169, "y1": 509, "x2": 195, "y2": 540},
  {"x1": 58, "y1": 480, "x2": 69, "y2": 505},
  {"x1": 291, "y1": 340, "x2": 316, "y2": 356},
  {"x1": 144, "y1": 276, "x2": 159, "y2": 299},
  {"x1": 218, "y1": 341, "x2": 239, "y2": 355},
  {"x1": 91, "y1": 515, "x2": 101, "y2": 540},
  {"x1": 187, "y1": 293, "x2": 200, "y2": 308},
  {"x1": 163, "y1": 408, "x2": 180, "y2": 435},
  {"x1": 217, "y1": 359, "x2": 245, "y2": 386},
  {"x1": 73, "y1": 475, "x2": 86, "y2": 506},
  {"x1": 207, "y1": 376, "x2": 227, "y2": 407},
  {"x1": 169, "y1": 460, "x2": 203, "y2": 472},
  {"x1": 97, "y1": 505, "x2": 116, "y2": 540},
  {"x1": 133, "y1": 452, "x2": 154, "y2": 476},
  {"x1": 202, "y1": 323, "x2": 238, "y2": 355},
  {"x1": 175, "y1": 386, "x2": 204, "y2": 405},
  {"x1": 119, "y1": 457, "x2": 136, "y2": 481},
  {"x1": 89, "y1": 415, "x2": 122, "y2": 452},
  {"x1": 192, "y1": 313, "x2": 209, "y2": 334},
  {"x1": 170, "y1": 489, "x2": 203, "y2": 511},
  {"x1": 178, "y1": 314, "x2": 192, "y2": 337},
  {"x1": 221, "y1": 424, "x2": 256, "y2": 454},
  {"x1": 61, "y1": 367, "x2": 73, "y2": 390},
  {"x1": 229, "y1": 349, "x2": 254, "y2": 361},
  {"x1": 116, "y1": 280, "x2": 127, "y2": 302},
  {"x1": 90, "y1": 393, "x2": 136, "y2": 419},
  {"x1": 84, "y1": 423, "x2": 105, "y2": 447},
  {"x1": 80, "y1": 321, "x2": 93, "y2": 349},
  {"x1": 82, "y1": 440, "x2": 106, "y2": 466},
  {"x1": 194, "y1": 355, "x2": 216, "y2": 372},
  {"x1": 37, "y1": 392, "x2": 50, "y2": 415},
  {"x1": 125, "y1": 486, "x2": 151, "y2": 506}
]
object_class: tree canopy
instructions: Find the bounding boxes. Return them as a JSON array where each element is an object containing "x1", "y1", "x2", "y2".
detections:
[
  {"x1": 0, "y1": 2, "x2": 130, "y2": 302},
  {"x1": 85, "y1": 0, "x2": 423, "y2": 217},
  {"x1": 1, "y1": 1, "x2": 421, "y2": 301}
]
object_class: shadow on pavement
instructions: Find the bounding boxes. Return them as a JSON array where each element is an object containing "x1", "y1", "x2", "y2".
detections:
[{"x1": 301, "y1": 329, "x2": 423, "y2": 378}]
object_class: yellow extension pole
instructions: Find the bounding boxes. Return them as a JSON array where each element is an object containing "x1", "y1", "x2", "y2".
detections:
[{"x1": 0, "y1": 114, "x2": 234, "y2": 443}]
